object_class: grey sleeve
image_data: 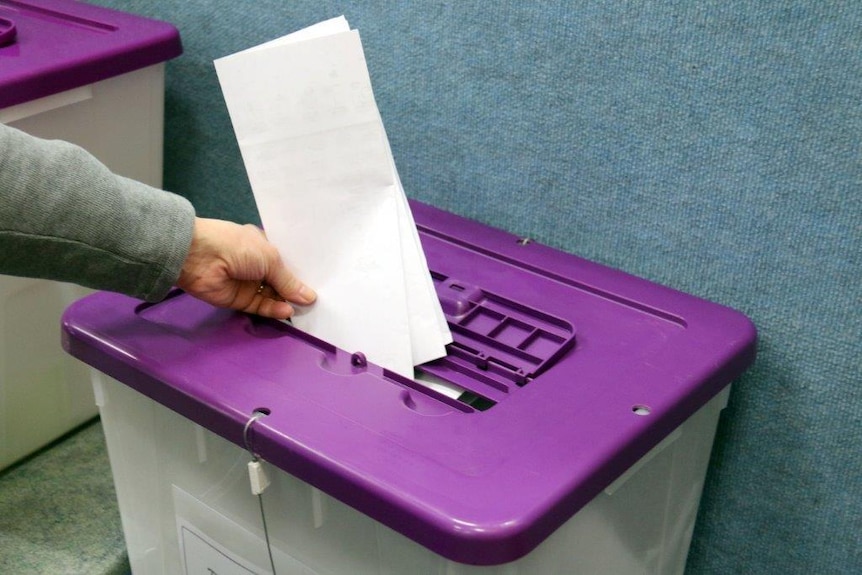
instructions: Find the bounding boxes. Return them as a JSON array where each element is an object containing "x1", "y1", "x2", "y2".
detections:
[{"x1": 0, "y1": 123, "x2": 195, "y2": 302}]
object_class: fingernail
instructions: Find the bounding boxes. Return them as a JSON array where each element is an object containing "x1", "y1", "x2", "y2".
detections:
[{"x1": 298, "y1": 285, "x2": 317, "y2": 304}]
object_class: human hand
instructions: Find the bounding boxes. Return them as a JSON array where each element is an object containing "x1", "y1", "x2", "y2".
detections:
[{"x1": 176, "y1": 218, "x2": 316, "y2": 319}]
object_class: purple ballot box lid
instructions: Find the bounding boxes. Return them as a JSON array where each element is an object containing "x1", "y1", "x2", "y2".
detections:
[
  {"x1": 0, "y1": 0, "x2": 181, "y2": 108},
  {"x1": 62, "y1": 200, "x2": 756, "y2": 565}
]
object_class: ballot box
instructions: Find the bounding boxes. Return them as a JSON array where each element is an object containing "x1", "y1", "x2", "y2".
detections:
[
  {"x1": 62, "y1": 201, "x2": 756, "y2": 574},
  {"x1": 0, "y1": 0, "x2": 181, "y2": 470}
]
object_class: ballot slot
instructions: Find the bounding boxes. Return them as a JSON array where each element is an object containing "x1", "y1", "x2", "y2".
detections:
[
  {"x1": 135, "y1": 290, "x2": 338, "y2": 357},
  {"x1": 133, "y1": 280, "x2": 575, "y2": 414}
]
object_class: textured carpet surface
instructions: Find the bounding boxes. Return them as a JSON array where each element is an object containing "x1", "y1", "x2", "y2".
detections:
[
  {"x1": 0, "y1": 420, "x2": 129, "y2": 575},
  {"x1": 70, "y1": 1, "x2": 862, "y2": 573}
]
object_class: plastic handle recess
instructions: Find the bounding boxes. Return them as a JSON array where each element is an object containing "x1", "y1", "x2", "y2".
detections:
[{"x1": 0, "y1": 17, "x2": 15, "y2": 47}]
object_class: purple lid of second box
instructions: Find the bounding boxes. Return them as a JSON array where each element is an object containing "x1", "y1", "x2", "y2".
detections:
[
  {"x1": 62, "y1": 200, "x2": 757, "y2": 565},
  {"x1": 0, "y1": 0, "x2": 182, "y2": 108}
]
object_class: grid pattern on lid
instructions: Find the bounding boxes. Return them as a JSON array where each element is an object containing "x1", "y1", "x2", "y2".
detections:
[{"x1": 414, "y1": 273, "x2": 576, "y2": 410}]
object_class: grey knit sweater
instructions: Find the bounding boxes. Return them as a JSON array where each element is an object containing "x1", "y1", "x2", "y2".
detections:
[{"x1": 0, "y1": 123, "x2": 194, "y2": 302}]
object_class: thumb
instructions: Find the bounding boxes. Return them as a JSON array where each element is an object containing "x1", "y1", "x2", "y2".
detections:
[{"x1": 266, "y1": 261, "x2": 316, "y2": 306}]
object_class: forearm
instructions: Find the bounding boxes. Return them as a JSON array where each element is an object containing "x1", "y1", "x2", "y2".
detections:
[{"x1": 0, "y1": 123, "x2": 194, "y2": 301}]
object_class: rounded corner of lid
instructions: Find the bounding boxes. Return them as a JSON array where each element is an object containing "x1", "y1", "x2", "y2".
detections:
[{"x1": 432, "y1": 513, "x2": 543, "y2": 566}]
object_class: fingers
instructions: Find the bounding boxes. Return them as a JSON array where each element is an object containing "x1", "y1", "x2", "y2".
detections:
[
  {"x1": 243, "y1": 223, "x2": 315, "y2": 305},
  {"x1": 237, "y1": 281, "x2": 293, "y2": 319},
  {"x1": 243, "y1": 278, "x2": 315, "y2": 320},
  {"x1": 272, "y1": 273, "x2": 316, "y2": 306},
  {"x1": 259, "y1": 245, "x2": 316, "y2": 306},
  {"x1": 179, "y1": 218, "x2": 315, "y2": 319},
  {"x1": 255, "y1": 297, "x2": 296, "y2": 320}
]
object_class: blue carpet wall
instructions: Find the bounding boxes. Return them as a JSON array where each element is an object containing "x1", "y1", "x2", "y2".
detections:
[{"x1": 91, "y1": 2, "x2": 861, "y2": 573}]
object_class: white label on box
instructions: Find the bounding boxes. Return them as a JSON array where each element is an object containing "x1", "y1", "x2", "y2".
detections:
[
  {"x1": 179, "y1": 519, "x2": 268, "y2": 575},
  {"x1": 173, "y1": 485, "x2": 319, "y2": 575}
]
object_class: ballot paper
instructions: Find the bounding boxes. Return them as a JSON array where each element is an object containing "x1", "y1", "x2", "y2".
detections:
[{"x1": 215, "y1": 17, "x2": 451, "y2": 378}]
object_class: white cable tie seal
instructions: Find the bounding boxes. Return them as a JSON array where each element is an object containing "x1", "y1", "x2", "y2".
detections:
[{"x1": 243, "y1": 411, "x2": 270, "y2": 495}]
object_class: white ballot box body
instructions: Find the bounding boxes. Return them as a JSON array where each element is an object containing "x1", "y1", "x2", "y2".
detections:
[
  {"x1": 0, "y1": 0, "x2": 181, "y2": 470},
  {"x1": 92, "y1": 372, "x2": 730, "y2": 575}
]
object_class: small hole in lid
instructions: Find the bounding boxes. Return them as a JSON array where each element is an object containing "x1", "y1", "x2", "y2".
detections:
[{"x1": 632, "y1": 405, "x2": 651, "y2": 416}]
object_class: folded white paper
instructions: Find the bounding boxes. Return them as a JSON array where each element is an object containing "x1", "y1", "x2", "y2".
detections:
[{"x1": 215, "y1": 17, "x2": 451, "y2": 378}]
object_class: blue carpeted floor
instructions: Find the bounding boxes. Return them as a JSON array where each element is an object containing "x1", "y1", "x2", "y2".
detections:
[{"x1": 0, "y1": 419, "x2": 129, "y2": 575}]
